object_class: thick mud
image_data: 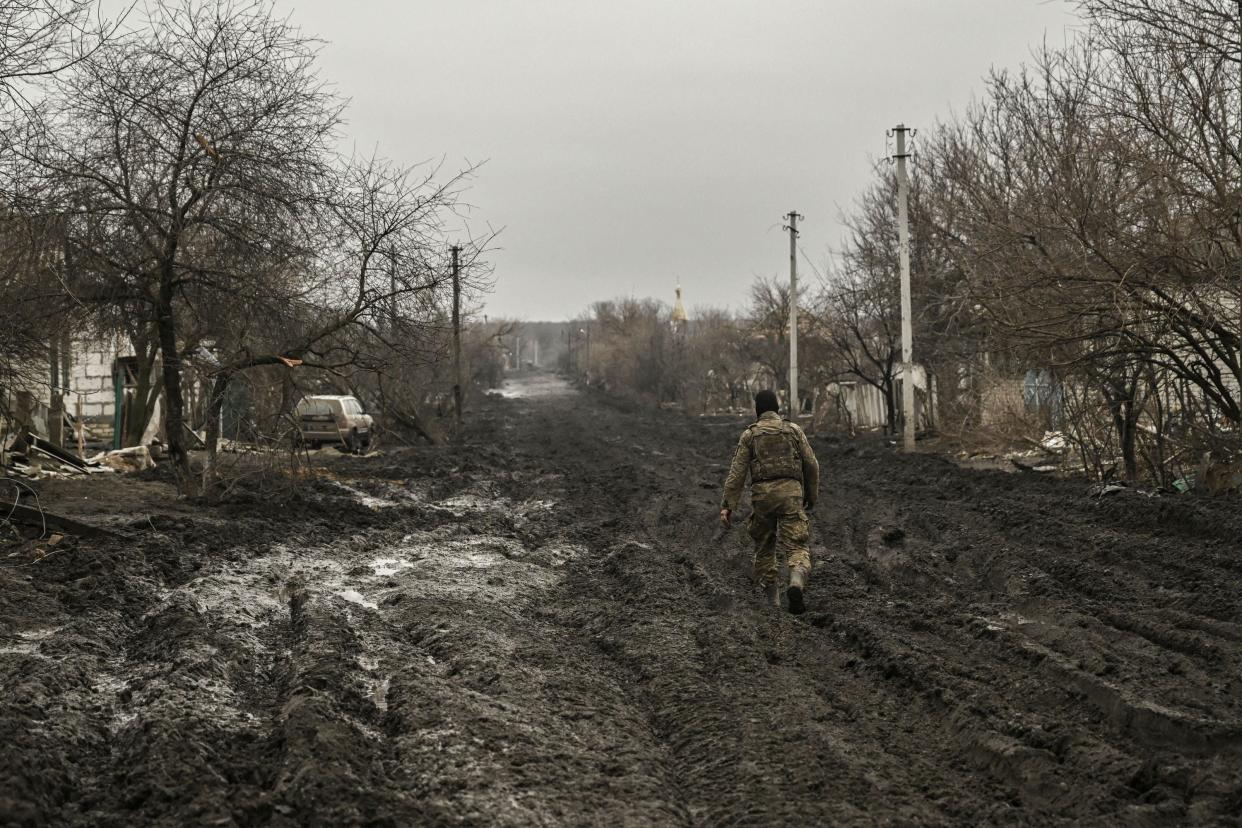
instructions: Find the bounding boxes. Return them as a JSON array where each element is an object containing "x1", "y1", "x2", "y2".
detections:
[{"x1": 3, "y1": 373, "x2": 1241, "y2": 825}]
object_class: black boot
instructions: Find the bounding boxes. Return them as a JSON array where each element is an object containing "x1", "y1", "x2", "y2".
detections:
[{"x1": 787, "y1": 568, "x2": 807, "y2": 615}]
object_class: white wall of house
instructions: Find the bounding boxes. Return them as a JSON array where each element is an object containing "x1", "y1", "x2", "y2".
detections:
[
  {"x1": 821, "y1": 364, "x2": 932, "y2": 431},
  {"x1": 67, "y1": 336, "x2": 126, "y2": 421},
  {"x1": 4, "y1": 334, "x2": 128, "y2": 429}
]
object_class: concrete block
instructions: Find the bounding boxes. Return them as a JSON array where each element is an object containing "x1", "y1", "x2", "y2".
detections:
[{"x1": 85, "y1": 363, "x2": 112, "y2": 381}]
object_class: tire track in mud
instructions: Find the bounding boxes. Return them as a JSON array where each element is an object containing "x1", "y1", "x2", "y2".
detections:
[
  {"x1": 4, "y1": 373, "x2": 1242, "y2": 825},
  {"x1": 804, "y1": 447, "x2": 1242, "y2": 823},
  {"x1": 524, "y1": 392, "x2": 1043, "y2": 825},
  {"x1": 1, "y1": 452, "x2": 687, "y2": 823},
  {"x1": 490, "y1": 378, "x2": 1242, "y2": 825}
]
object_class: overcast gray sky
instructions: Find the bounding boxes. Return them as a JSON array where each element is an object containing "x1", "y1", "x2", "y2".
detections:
[{"x1": 282, "y1": 0, "x2": 1081, "y2": 321}]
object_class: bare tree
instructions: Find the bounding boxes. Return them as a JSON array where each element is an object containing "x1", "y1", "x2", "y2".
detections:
[
  {"x1": 0, "y1": 0, "x2": 122, "y2": 110},
  {"x1": 587, "y1": 298, "x2": 670, "y2": 402},
  {"x1": 0, "y1": 211, "x2": 73, "y2": 409},
  {"x1": 904, "y1": 17, "x2": 1242, "y2": 477},
  {"x1": 11, "y1": 0, "x2": 344, "y2": 491},
  {"x1": 685, "y1": 307, "x2": 749, "y2": 413},
  {"x1": 0, "y1": 0, "x2": 125, "y2": 420},
  {"x1": 197, "y1": 154, "x2": 481, "y2": 486},
  {"x1": 1078, "y1": 1, "x2": 1240, "y2": 64},
  {"x1": 818, "y1": 270, "x2": 901, "y2": 434},
  {"x1": 816, "y1": 169, "x2": 915, "y2": 434},
  {"x1": 738, "y1": 277, "x2": 792, "y2": 398}
]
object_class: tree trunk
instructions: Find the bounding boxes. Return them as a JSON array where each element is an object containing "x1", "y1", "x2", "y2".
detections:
[
  {"x1": 1107, "y1": 392, "x2": 1140, "y2": 483},
  {"x1": 1119, "y1": 402, "x2": 1140, "y2": 483},
  {"x1": 124, "y1": 333, "x2": 163, "y2": 448},
  {"x1": 202, "y1": 372, "x2": 231, "y2": 497},
  {"x1": 883, "y1": 380, "x2": 897, "y2": 436},
  {"x1": 155, "y1": 269, "x2": 195, "y2": 494},
  {"x1": 48, "y1": 336, "x2": 64, "y2": 446}
]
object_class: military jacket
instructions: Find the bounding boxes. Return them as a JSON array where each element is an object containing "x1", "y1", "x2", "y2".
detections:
[{"x1": 721, "y1": 411, "x2": 820, "y2": 511}]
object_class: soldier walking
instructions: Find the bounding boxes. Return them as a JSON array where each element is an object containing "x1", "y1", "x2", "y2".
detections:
[{"x1": 719, "y1": 390, "x2": 820, "y2": 614}]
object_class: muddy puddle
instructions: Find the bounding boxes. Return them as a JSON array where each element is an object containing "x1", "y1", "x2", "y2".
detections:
[{"x1": 488, "y1": 373, "x2": 576, "y2": 399}]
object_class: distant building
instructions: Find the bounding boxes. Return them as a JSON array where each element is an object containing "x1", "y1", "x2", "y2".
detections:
[{"x1": 671, "y1": 285, "x2": 688, "y2": 337}]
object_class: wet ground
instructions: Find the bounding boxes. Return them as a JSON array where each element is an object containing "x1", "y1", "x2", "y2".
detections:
[{"x1": 3, "y1": 373, "x2": 1241, "y2": 826}]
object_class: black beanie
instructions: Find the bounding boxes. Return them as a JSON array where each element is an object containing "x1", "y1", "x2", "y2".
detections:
[{"x1": 755, "y1": 390, "x2": 780, "y2": 417}]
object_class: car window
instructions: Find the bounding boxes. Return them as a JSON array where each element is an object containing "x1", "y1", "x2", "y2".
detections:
[
  {"x1": 345, "y1": 399, "x2": 363, "y2": 415},
  {"x1": 297, "y1": 399, "x2": 333, "y2": 417}
]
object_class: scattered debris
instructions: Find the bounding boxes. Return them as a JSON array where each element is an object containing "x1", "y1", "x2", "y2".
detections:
[
  {"x1": 2, "y1": 430, "x2": 165, "y2": 480},
  {"x1": 30, "y1": 434, "x2": 92, "y2": 472},
  {"x1": 95, "y1": 445, "x2": 155, "y2": 473},
  {"x1": 1039, "y1": 431, "x2": 1068, "y2": 452},
  {"x1": 1010, "y1": 456, "x2": 1057, "y2": 473},
  {"x1": 4, "y1": 432, "x2": 98, "y2": 478},
  {"x1": 3, "y1": 501, "x2": 124, "y2": 539},
  {"x1": 1088, "y1": 481, "x2": 1129, "y2": 498}
]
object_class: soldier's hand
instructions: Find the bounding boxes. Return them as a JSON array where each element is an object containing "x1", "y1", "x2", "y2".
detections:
[{"x1": 719, "y1": 508, "x2": 732, "y2": 528}]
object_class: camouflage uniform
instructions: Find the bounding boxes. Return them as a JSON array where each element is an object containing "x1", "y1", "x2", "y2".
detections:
[{"x1": 721, "y1": 411, "x2": 820, "y2": 589}]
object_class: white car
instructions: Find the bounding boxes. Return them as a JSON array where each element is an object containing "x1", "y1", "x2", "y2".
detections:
[{"x1": 295, "y1": 395, "x2": 374, "y2": 452}]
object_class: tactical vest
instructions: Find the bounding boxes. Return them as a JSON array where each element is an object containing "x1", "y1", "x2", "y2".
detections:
[{"x1": 748, "y1": 419, "x2": 804, "y2": 483}]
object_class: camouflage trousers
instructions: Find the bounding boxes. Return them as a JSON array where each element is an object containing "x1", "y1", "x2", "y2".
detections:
[{"x1": 746, "y1": 479, "x2": 811, "y2": 587}]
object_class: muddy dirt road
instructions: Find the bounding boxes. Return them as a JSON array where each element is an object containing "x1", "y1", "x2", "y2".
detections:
[{"x1": 3, "y1": 373, "x2": 1241, "y2": 825}]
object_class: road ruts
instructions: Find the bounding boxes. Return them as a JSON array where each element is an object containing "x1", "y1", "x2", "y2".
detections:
[
  {"x1": 3, "y1": 372, "x2": 1240, "y2": 826},
  {"x1": 489, "y1": 375, "x2": 1242, "y2": 825}
]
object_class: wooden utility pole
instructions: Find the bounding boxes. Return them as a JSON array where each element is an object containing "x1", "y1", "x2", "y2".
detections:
[
  {"x1": 893, "y1": 124, "x2": 916, "y2": 452},
  {"x1": 451, "y1": 245, "x2": 462, "y2": 427},
  {"x1": 784, "y1": 211, "x2": 803, "y2": 418}
]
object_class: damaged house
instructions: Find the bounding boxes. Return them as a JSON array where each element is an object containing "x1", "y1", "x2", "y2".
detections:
[{"x1": 1, "y1": 332, "x2": 169, "y2": 460}]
